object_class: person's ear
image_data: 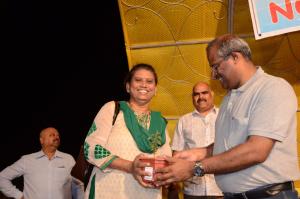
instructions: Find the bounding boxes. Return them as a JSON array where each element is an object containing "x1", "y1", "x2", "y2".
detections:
[
  {"x1": 126, "y1": 83, "x2": 130, "y2": 93},
  {"x1": 231, "y1": 52, "x2": 239, "y2": 62}
]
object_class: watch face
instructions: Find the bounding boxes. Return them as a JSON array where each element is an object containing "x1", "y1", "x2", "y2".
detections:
[{"x1": 194, "y1": 163, "x2": 204, "y2": 177}]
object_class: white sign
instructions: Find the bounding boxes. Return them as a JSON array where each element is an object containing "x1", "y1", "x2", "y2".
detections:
[{"x1": 248, "y1": 0, "x2": 300, "y2": 39}]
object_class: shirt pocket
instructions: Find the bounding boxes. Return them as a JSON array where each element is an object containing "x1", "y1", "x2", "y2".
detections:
[
  {"x1": 184, "y1": 129, "x2": 198, "y2": 148},
  {"x1": 228, "y1": 115, "x2": 249, "y2": 148},
  {"x1": 54, "y1": 167, "x2": 71, "y2": 184}
]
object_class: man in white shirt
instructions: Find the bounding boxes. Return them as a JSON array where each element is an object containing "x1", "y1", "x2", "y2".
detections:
[
  {"x1": 0, "y1": 127, "x2": 84, "y2": 199},
  {"x1": 172, "y1": 81, "x2": 223, "y2": 199}
]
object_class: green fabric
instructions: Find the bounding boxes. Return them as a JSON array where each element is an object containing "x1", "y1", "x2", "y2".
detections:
[
  {"x1": 100, "y1": 155, "x2": 118, "y2": 170},
  {"x1": 88, "y1": 174, "x2": 96, "y2": 199},
  {"x1": 84, "y1": 142, "x2": 90, "y2": 160},
  {"x1": 87, "y1": 122, "x2": 97, "y2": 136},
  {"x1": 94, "y1": 144, "x2": 111, "y2": 159},
  {"x1": 119, "y1": 101, "x2": 166, "y2": 153}
]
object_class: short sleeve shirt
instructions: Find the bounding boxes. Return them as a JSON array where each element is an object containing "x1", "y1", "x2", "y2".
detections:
[
  {"x1": 214, "y1": 67, "x2": 300, "y2": 193},
  {"x1": 172, "y1": 108, "x2": 222, "y2": 196}
]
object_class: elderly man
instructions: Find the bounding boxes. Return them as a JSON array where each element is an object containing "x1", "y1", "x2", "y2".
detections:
[
  {"x1": 0, "y1": 127, "x2": 84, "y2": 199},
  {"x1": 155, "y1": 34, "x2": 300, "y2": 199}
]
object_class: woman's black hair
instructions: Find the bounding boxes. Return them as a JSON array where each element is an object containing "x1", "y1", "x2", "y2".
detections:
[{"x1": 124, "y1": 63, "x2": 158, "y2": 87}]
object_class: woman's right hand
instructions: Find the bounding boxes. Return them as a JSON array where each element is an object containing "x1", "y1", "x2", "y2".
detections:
[{"x1": 131, "y1": 154, "x2": 156, "y2": 188}]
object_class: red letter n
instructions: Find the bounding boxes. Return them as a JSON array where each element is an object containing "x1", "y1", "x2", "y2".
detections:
[
  {"x1": 296, "y1": 0, "x2": 300, "y2": 14},
  {"x1": 269, "y1": 0, "x2": 294, "y2": 23}
]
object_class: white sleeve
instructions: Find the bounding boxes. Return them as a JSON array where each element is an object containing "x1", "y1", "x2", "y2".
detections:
[
  {"x1": 84, "y1": 101, "x2": 117, "y2": 171},
  {"x1": 0, "y1": 157, "x2": 24, "y2": 199},
  {"x1": 171, "y1": 117, "x2": 185, "y2": 151}
]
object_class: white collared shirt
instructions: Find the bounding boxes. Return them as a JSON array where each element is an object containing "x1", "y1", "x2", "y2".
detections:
[
  {"x1": 171, "y1": 107, "x2": 222, "y2": 196},
  {"x1": 0, "y1": 150, "x2": 84, "y2": 199}
]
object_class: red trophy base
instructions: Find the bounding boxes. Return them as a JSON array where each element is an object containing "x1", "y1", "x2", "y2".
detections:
[{"x1": 140, "y1": 157, "x2": 168, "y2": 184}]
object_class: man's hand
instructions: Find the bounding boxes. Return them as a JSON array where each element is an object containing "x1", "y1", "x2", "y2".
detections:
[
  {"x1": 173, "y1": 147, "x2": 211, "y2": 161},
  {"x1": 153, "y1": 156, "x2": 194, "y2": 186}
]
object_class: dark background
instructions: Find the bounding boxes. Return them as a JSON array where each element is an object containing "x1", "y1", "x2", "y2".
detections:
[{"x1": 1, "y1": 0, "x2": 128, "y2": 172}]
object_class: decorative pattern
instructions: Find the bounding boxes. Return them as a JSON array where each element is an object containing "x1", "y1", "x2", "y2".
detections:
[
  {"x1": 87, "y1": 122, "x2": 97, "y2": 136},
  {"x1": 84, "y1": 122, "x2": 97, "y2": 160},
  {"x1": 134, "y1": 111, "x2": 151, "y2": 129},
  {"x1": 94, "y1": 144, "x2": 111, "y2": 159},
  {"x1": 84, "y1": 142, "x2": 90, "y2": 160},
  {"x1": 120, "y1": 0, "x2": 228, "y2": 46}
]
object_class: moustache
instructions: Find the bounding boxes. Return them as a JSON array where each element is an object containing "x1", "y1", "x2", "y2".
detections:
[{"x1": 197, "y1": 99, "x2": 207, "y2": 103}]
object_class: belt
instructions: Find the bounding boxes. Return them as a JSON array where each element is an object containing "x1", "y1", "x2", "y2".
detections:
[{"x1": 223, "y1": 181, "x2": 294, "y2": 199}]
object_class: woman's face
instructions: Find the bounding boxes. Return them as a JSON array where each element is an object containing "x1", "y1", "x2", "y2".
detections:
[{"x1": 127, "y1": 69, "x2": 157, "y2": 104}]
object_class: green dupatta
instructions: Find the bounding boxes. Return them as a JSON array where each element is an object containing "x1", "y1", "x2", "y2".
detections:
[{"x1": 119, "y1": 101, "x2": 166, "y2": 153}]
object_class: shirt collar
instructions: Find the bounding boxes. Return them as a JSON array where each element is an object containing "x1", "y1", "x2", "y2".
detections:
[
  {"x1": 192, "y1": 106, "x2": 218, "y2": 117},
  {"x1": 232, "y1": 66, "x2": 264, "y2": 93},
  {"x1": 35, "y1": 150, "x2": 63, "y2": 159}
]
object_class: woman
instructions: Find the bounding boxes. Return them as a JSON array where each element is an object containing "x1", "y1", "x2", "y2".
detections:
[{"x1": 84, "y1": 63, "x2": 172, "y2": 199}]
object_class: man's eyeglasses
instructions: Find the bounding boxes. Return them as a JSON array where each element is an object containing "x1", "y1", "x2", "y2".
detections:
[
  {"x1": 210, "y1": 59, "x2": 224, "y2": 73},
  {"x1": 210, "y1": 55, "x2": 231, "y2": 80}
]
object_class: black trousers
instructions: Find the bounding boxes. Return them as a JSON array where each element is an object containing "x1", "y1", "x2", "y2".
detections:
[
  {"x1": 184, "y1": 194, "x2": 224, "y2": 199},
  {"x1": 223, "y1": 181, "x2": 297, "y2": 199}
]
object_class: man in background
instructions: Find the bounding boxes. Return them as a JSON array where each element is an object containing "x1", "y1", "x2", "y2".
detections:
[
  {"x1": 0, "y1": 127, "x2": 84, "y2": 199},
  {"x1": 172, "y1": 81, "x2": 222, "y2": 199}
]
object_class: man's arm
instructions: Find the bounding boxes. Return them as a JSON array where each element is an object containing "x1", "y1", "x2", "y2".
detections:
[
  {"x1": 0, "y1": 158, "x2": 25, "y2": 199},
  {"x1": 155, "y1": 135, "x2": 275, "y2": 186},
  {"x1": 173, "y1": 144, "x2": 213, "y2": 161},
  {"x1": 202, "y1": 135, "x2": 274, "y2": 174}
]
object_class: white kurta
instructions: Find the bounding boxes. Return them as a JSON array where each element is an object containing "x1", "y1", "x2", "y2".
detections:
[{"x1": 84, "y1": 101, "x2": 172, "y2": 199}]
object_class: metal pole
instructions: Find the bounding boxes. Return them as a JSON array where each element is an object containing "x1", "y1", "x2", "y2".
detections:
[{"x1": 228, "y1": 0, "x2": 234, "y2": 33}]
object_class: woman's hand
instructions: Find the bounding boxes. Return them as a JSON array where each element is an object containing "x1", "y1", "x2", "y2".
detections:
[{"x1": 131, "y1": 154, "x2": 157, "y2": 188}]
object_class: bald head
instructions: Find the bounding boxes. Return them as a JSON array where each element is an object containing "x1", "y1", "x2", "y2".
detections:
[
  {"x1": 39, "y1": 127, "x2": 60, "y2": 150},
  {"x1": 193, "y1": 82, "x2": 211, "y2": 93}
]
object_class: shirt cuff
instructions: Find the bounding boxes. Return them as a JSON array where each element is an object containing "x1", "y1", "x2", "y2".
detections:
[{"x1": 100, "y1": 155, "x2": 118, "y2": 172}]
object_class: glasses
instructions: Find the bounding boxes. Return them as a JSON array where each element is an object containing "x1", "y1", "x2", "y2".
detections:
[
  {"x1": 210, "y1": 55, "x2": 231, "y2": 80},
  {"x1": 210, "y1": 58, "x2": 225, "y2": 80},
  {"x1": 211, "y1": 59, "x2": 223, "y2": 72}
]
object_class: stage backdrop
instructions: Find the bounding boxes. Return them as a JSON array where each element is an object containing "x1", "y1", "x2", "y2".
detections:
[{"x1": 117, "y1": 0, "x2": 300, "y2": 197}]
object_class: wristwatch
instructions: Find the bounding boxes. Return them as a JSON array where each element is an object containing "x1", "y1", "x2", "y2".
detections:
[{"x1": 193, "y1": 161, "x2": 205, "y2": 177}]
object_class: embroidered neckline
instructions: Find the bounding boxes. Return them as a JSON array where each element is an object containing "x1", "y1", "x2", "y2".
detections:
[{"x1": 134, "y1": 111, "x2": 150, "y2": 129}]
